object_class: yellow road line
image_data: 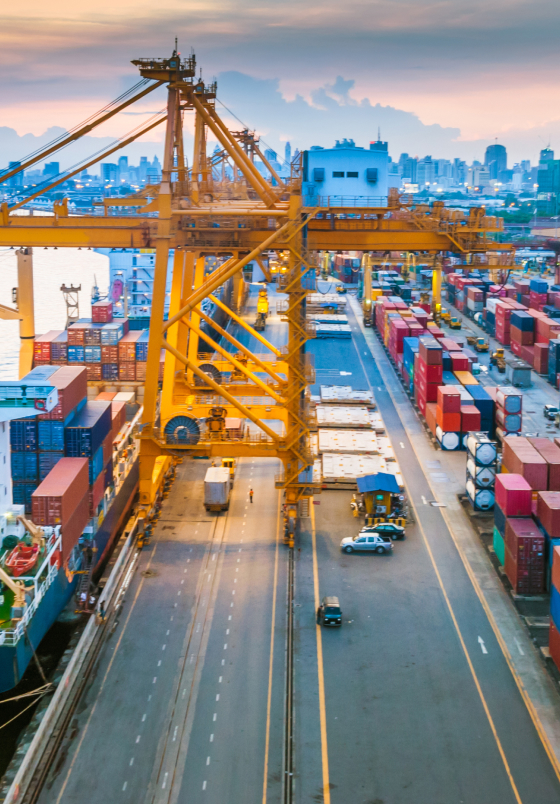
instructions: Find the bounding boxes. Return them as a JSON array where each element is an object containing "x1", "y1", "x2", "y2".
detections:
[
  {"x1": 415, "y1": 509, "x2": 523, "y2": 803},
  {"x1": 310, "y1": 504, "x2": 331, "y2": 804},
  {"x1": 354, "y1": 308, "x2": 560, "y2": 787},
  {"x1": 262, "y1": 491, "x2": 281, "y2": 804},
  {"x1": 56, "y1": 543, "x2": 158, "y2": 804}
]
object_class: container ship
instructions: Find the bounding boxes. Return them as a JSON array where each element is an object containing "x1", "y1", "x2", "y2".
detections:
[{"x1": 0, "y1": 248, "x2": 238, "y2": 692}]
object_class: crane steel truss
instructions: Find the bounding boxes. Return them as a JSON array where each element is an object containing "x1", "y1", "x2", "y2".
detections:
[{"x1": 0, "y1": 49, "x2": 514, "y2": 539}]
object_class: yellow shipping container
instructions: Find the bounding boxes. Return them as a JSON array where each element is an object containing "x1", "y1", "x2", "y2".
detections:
[{"x1": 454, "y1": 370, "x2": 477, "y2": 386}]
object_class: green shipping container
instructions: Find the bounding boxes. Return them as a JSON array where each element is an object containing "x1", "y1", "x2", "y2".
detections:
[{"x1": 493, "y1": 526, "x2": 505, "y2": 566}]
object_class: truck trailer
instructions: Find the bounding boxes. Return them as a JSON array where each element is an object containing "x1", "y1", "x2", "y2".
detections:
[{"x1": 204, "y1": 466, "x2": 231, "y2": 511}]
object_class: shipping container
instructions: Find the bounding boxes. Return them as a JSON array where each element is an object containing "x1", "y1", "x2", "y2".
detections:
[
  {"x1": 10, "y1": 419, "x2": 38, "y2": 452},
  {"x1": 537, "y1": 492, "x2": 560, "y2": 538},
  {"x1": 118, "y1": 330, "x2": 142, "y2": 362},
  {"x1": 64, "y1": 400, "x2": 112, "y2": 457},
  {"x1": 38, "y1": 451, "x2": 64, "y2": 481},
  {"x1": 495, "y1": 474, "x2": 532, "y2": 516},
  {"x1": 37, "y1": 420, "x2": 65, "y2": 451},
  {"x1": 92, "y1": 301, "x2": 113, "y2": 323},
  {"x1": 100, "y1": 322, "x2": 124, "y2": 345},
  {"x1": 10, "y1": 452, "x2": 38, "y2": 482},
  {"x1": 31, "y1": 457, "x2": 89, "y2": 526},
  {"x1": 36, "y1": 366, "x2": 87, "y2": 422},
  {"x1": 60, "y1": 490, "x2": 90, "y2": 562}
]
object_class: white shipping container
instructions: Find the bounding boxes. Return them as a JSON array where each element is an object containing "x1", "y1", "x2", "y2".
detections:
[
  {"x1": 496, "y1": 388, "x2": 522, "y2": 414},
  {"x1": 322, "y1": 453, "x2": 387, "y2": 481},
  {"x1": 204, "y1": 467, "x2": 230, "y2": 508},
  {"x1": 318, "y1": 429, "x2": 378, "y2": 454},
  {"x1": 320, "y1": 386, "x2": 374, "y2": 405},
  {"x1": 316, "y1": 405, "x2": 371, "y2": 428},
  {"x1": 486, "y1": 298, "x2": 499, "y2": 314}
]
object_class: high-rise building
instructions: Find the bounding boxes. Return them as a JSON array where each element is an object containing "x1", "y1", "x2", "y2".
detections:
[
  {"x1": 6, "y1": 162, "x2": 23, "y2": 189},
  {"x1": 284, "y1": 142, "x2": 292, "y2": 165},
  {"x1": 118, "y1": 156, "x2": 129, "y2": 183},
  {"x1": 139, "y1": 157, "x2": 148, "y2": 184},
  {"x1": 417, "y1": 156, "x2": 435, "y2": 186},
  {"x1": 402, "y1": 157, "x2": 417, "y2": 182},
  {"x1": 537, "y1": 153, "x2": 560, "y2": 215},
  {"x1": 540, "y1": 147, "x2": 554, "y2": 164},
  {"x1": 452, "y1": 158, "x2": 467, "y2": 185},
  {"x1": 484, "y1": 143, "x2": 507, "y2": 179},
  {"x1": 101, "y1": 163, "x2": 118, "y2": 183},
  {"x1": 43, "y1": 162, "x2": 60, "y2": 178}
]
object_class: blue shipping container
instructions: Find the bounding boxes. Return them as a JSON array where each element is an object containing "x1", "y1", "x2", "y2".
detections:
[
  {"x1": 22, "y1": 366, "x2": 58, "y2": 382},
  {"x1": 37, "y1": 420, "x2": 65, "y2": 451},
  {"x1": 89, "y1": 444, "x2": 105, "y2": 484},
  {"x1": 68, "y1": 345, "x2": 85, "y2": 362},
  {"x1": 100, "y1": 322, "x2": 125, "y2": 345},
  {"x1": 494, "y1": 502, "x2": 506, "y2": 537},
  {"x1": 102, "y1": 363, "x2": 119, "y2": 381},
  {"x1": 64, "y1": 401, "x2": 112, "y2": 457},
  {"x1": 10, "y1": 419, "x2": 38, "y2": 452},
  {"x1": 39, "y1": 451, "x2": 64, "y2": 481},
  {"x1": 12, "y1": 482, "x2": 36, "y2": 514},
  {"x1": 510, "y1": 311, "x2": 534, "y2": 332},
  {"x1": 135, "y1": 330, "x2": 150, "y2": 362},
  {"x1": 11, "y1": 452, "x2": 38, "y2": 482},
  {"x1": 84, "y1": 346, "x2": 102, "y2": 363},
  {"x1": 530, "y1": 278, "x2": 548, "y2": 294},
  {"x1": 51, "y1": 331, "x2": 68, "y2": 360}
]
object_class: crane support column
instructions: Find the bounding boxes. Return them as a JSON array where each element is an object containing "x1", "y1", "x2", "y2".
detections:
[{"x1": 16, "y1": 247, "x2": 35, "y2": 378}]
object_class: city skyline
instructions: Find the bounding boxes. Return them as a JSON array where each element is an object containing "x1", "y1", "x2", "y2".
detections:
[{"x1": 1, "y1": 1, "x2": 560, "y2": 164}]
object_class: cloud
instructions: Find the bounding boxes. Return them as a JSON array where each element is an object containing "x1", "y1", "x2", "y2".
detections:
[{"x1": 1, "y1": 0, "x2": 560, "y2": 162}]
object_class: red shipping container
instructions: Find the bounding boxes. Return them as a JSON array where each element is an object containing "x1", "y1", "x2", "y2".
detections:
[
  {"x1": 101, "y1": 345, "x2": 119, "y2": 363},
  {"x1": 528, "y1": 439, "x2": 560, "y2": 490},
  {"x1": 511, "y1": 339, "x2": 522, "y2": 357},
  {"x1": 440, "y1": 338, "x2": 462, "y2": 352},
  {"x1": 92, "y1": 301, "x2": 113, "y2": 323},
  {"x1": 415, "y1": 374, "x2": 438, "y2": 403},
  {"x1": 86, "y1": 365, "x2": 102, "y2": 382},
  {"x1": 495, "y1": 474, "x2": 532, "y2": 516},
  {"x1": 31, "y1": 458, "x2": 89, "y2": 526},
  {"x1": 436, "y1": 409, "x2": 461, "y2": 432},
  {"x1": 450, "y1": 354, "x2": 470, "y2": 372},
  {"x1": 537, "y1": 493, "x2": 560, "y2": 538},
  {"x1": 417, "y1": 360, "x2": 443, "y2": 384},
  {"x1": 118, "y1": 331, "x2": 142, "y2": 362},
  {"x1": 460, "y1": 405, "x2": 481, "y2": 432},
  {"x1": 37, "y1": 366, "x2": 87, "y2": 422},
  {"x1": 118, "y1": 363, "x2": 136, "y2": 381},
  {"x1": 96, "y1": 391, "x2": 116, "y2": 401},
  {"x1": 553, "y1": 546, "x2": 560, "y2": 595},
  {"x1": 416, "y1": 393, "x2": 427, "y2": 416},
  {"x1": 549, "y1": 621, "x2": 560, "y2": 672},
  {"x1": 519, "y1": 345, "x2": 535, "y2": 366},
  {"x1": 502, "y1": 438, "x2": 548, "y2": 490},
  {"x1": 111, "y1": 400, "x2": 127, "y2": 438},
  {"x1": 33, "y1": 330, "x2": 63, "y2": 362},
  {"x1": 425, "y1": 403, "x2": 438, "y2": 436},
  {"x1": 89, "y1": 471, "x2": 105, "y2": 516},
  {"x1": 437, "y1": 386, "x2": 461, "y2": 413},
  {"x1": 418, "y1": 340, "x2": 442, "y2": 365},
  {"x1": 61, "y1": 491, "x2": 90, "y2": 562},
  {"x1": 504, "y1": 518, "x2": 545, "y2": 595},
  {"x1": 135, "y1": 362, "x2": 147, "y2": 382},
  {"x1": 533, "y1": 343, "x2": 549, "y2": 375}
]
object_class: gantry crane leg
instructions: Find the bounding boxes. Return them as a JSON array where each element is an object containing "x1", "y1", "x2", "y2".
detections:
[{"x1": 16, "y1": 247, "x2": 36, "y2": 379}]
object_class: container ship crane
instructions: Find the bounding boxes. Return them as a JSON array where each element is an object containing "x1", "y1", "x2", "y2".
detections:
[{"x1": 0, "y1": 48, "x2": 514, "y2": 542}]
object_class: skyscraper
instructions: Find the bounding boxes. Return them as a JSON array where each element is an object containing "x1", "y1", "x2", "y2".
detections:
[
  {"x1": 118, "y1": 156, "x2": 129, "y2": 183},
  {"x1": 284, "y1": 142, "x2": 292, "y2": 165},
  {"x1": 484, "y1": 143, "x2": 507, "y2": 180}
]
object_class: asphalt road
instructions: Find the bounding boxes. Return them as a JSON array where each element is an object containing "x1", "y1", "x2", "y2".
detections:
[
  {"x1": 292, "y1": 300, "x2": 560, "y2": 803},
  {"x1": 37, "y1": 284, "x2": 560, "y2": 804},
  {"x1": 38, "y1": 455, "x2": 286, "y2": 804}
]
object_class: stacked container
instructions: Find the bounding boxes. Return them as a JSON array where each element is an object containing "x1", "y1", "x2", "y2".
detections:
[
  {"x1": 504, "y1": 516, "x2": 545, "y2": 595},
  {"x1": 466, "y1": 432, "x2": 497, "y2": 511},
  {"x1": 536, "y1": 492, "x2": 560, "y2": 590},
  {"x1": 501, "y1": 437, "x2": 548, "y2": 490},
  {"x1": 91, "y1": 301, "x2": 113, "y2": 323},
  {"x1": 494, "y1": 473, "x2": 532, "y2": 566},
  {"x1": 64, "y1": 400, "x2": 112, "y2": 487},
  {"x1": 529, "y1": 278, "x2": 548, "y2": 312},
  {"x1": 549, "y1": 546, "x2": 560, "y2": 671},
  {"x1": 495, "y1": 388, "x2": 522, "y2": 439},
  {"x1": 435, "y1": 386, "x2": 461, "y2": 450},
  {"x1": 415, "y1": 337, "x2": 443, "y2": 416},
  {"x1": 31, "y1": 457, "x2": 90, "y2": 561}
]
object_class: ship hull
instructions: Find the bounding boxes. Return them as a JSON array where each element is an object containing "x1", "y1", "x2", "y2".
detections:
[{"x1": 0, "y1": 459, "x2": 138, "y2": 692}]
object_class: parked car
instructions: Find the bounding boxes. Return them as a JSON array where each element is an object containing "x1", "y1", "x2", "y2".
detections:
[
  {"x1": 360, "y1": 522, "x2": 405, "y2": 541},
  {"x1": 340, "y1": 533, "x2": 393, "y2": 554},
  {"x1": 544, "y1": 404, "x2": 560, "y2": 421},
  {"x1": 317, "y1": 596, "x2": 342, "y2": 627}
]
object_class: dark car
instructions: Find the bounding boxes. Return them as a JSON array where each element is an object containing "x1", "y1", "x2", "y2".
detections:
[
  {"x1": 361, "y1": 522, "x2": 405, "y2": 541},
  {"x1": 317, "y1": 596, "x2": 342, "y2": 627},
  {"x1": 544, "y1": 405, "x2": 560, "y2": 421}
]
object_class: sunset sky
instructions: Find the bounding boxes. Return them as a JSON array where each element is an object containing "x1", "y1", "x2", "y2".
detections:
[{"x1": 1, "y1": 0, "x2": 559, "y2": 164}]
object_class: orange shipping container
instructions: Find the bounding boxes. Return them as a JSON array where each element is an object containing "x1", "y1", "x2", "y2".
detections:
[{"x1": 436, "y1": 409, "x2": 461, "y2": 432}]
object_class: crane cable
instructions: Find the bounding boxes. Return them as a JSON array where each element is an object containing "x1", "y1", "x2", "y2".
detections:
[{"x1": 0, "y1": 79, "x2": 152, "y2": 175}]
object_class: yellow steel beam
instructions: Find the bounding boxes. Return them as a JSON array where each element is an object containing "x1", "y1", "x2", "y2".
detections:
[
  {"x1": 195, "y1": 307, "x2": 285, "y2": 384},
  {"x1": 9, "y1": 115, "x2": 168, "y2": 214},
  {"x1": 208, "y1": 294, "x2": 282, "y2": 357},
  {"x1": 162, "y1": 340, "x2": 280, "y2": 442},
  {"x1": 179, "y1": 315, "x2": 285, "y2": 403},
  {"x1": 256, "y1": 256, "x2": 272, "y2": 282},
  {"x1": 0, "y1": 80, "x2": 164, "y2": 187},
  {"x1": 16, "y1": 248, "x2": 35, "y2": 378},
  {"x1": 251, "y1": 140, "x2": 286, "y2": 189},
  {"x1": 162, "y1": 221, "x2": 292, "y2": 333}
]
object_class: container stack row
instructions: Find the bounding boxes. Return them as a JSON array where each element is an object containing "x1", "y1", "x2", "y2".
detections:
[
  {"x1": 445, "y1": 274, "x2": 560, "y2": 386},
  {"x1": 33, "y1": 302, "x2": 164, "y2": 385},
  {"x1": 465, "y1": 432, "x2": 498, "y2": 512},
  {"x1": 372, "y1": 296, "x2": 518, "y2": 447},
  {"x1": 10, "y1": 365, "x2": 126, "y2": 544}
]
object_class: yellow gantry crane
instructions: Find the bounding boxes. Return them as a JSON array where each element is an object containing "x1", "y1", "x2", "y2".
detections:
[{"x1": 0, "y1": 48, "x2": 513, "y2": 541}]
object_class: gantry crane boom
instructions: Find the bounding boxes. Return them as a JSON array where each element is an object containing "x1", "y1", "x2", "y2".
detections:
[{"x1": 0, "y1": 47, "x2": 515, "y2": 541}]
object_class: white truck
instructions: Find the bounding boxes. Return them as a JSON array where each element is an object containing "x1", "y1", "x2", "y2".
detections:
[{"x1": 204, "y1": 467, "x2": 231, "y2": 512}]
